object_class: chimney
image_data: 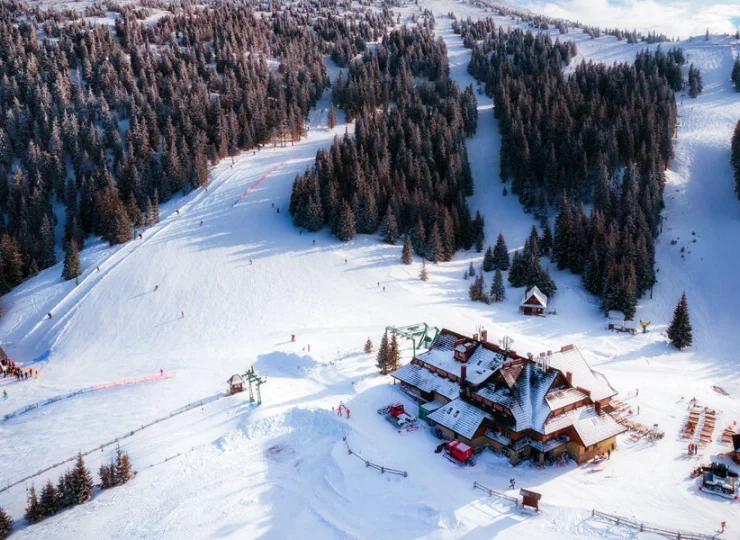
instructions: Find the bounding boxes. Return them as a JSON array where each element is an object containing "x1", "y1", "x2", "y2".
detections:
[
  {"x1": 565, "y1": 371, "x2": 573, "y2": 385},
  {"x1": 481, "y1": 330, "x2": 488, "y2": 343},
  {"x1": 595, "y1": 401, "x2": 602, "y2": 414},
  {"x1": 473, "y1": 333, "x2": 479, "y2": 341},
  {"x1": 460, "y1": 365, "x2": 467, "y2": 390}
]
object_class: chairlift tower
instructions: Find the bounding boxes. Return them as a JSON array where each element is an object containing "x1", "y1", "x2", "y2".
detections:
[{"x1": 243, "y1": 366, "x2": 267, "y2": 405}]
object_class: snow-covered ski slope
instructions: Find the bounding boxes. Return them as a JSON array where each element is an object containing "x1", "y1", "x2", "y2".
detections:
[{"x1": 2, "y1": 2, "x2": 740, "y2": 538}]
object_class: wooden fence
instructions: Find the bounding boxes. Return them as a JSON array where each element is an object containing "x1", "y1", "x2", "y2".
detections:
[
  {"x1": 473, "y1": 481, "x2": 519, "y2": 504},
  {"x1": 591, "y1": 509, "x2": 719, "y2": 540},
  {"x1": 0, "y1": 393, "x2": 226, "y2": 494},
  {"x1": 342, "y1": 437, "x2": 408, "y2": 477}
]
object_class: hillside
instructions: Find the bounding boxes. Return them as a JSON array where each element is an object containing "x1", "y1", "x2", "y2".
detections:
[{"x1": 1, "y1": 1, "x2": 740, "y2": 538}]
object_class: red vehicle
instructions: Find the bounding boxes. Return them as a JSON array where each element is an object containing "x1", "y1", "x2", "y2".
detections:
[
  {"x1": 436, "y1": 441, "x2": 475, "y2": 466},
  {"x1": 377, "y1": 403, "x2": 417, "y2": 428}
]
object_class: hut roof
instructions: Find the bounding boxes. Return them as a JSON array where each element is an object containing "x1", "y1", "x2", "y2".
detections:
[
  {"x1": 227, "y1": 374, "x2": 244, "y2": 385},
  {"x1": 520, "y1": 286, "x2": 548, "y2": 308},
  {"x1": 548, "y1": 346, "x2": 617, "y2": 401}
]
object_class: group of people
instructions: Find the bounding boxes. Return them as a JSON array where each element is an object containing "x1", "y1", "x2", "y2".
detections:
[
  {"x1": 1, "y1": 358, "x2": 38, "y2": 384},
  {"x1": 687, "y1": 442, "x2": 699, "y2": 456},
  {"x1": 333, "y1": 402, "x2": 351, "y2": 419}
]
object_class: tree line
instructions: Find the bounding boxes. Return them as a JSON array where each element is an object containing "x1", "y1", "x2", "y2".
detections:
[
  {"x1": 0, "y1": 0, "x2": 378, "y2": 297},
  {"x1": 290, "y1": 27, "x2": 482, "y2": 259},
  {"x1": 461, "y1": 20, "x2": 681, "y2": 317}
]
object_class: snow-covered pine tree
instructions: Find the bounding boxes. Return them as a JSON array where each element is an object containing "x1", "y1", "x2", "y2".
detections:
[
  {"x1": 667, "y1": 291, "x2": 693, "y2": 350},
  {"x1": 364, "y1": 337, "x2": 373, "y2": 354},
  {"x1": 489, "y1": 268, "x2": 506, "y2": 302},
  {"x1": 328, "y1": 105, "x2": 337, "y2": 129},
  {"x1": 688, "y1": 64, "x2": 703, "y2": 98},
  {"x1": 25, "y1": 485, "x2": 42, "y2": 524},
  {"x1": 99, "y1": 463, "x2": 116, "y2": 489},
  {"x1": 492, "y1": 233, "x2": 510, "y2": 270},
  {"x1": 387, "y1": 332, "x2": 400, "y2": 372},
  {"x1": 62, "y1": 240, "x2": 81, "y2": 281},
  {"x1": 0, "y1": 506, "x2": 12, "y2": 539},
  {"x1": 376, "y1": 332, "x2": 389, "y2": 375},
  {"x1": 402, "y1": 236, "x2": 413, "y2": 265},
  {"x1": 39, "y1": 480, "x2": 58, "y2": 517},
  {"x1": 732, "y1": 55, "x2": 740, "y2": 92},
  {"x1": 334, "y1": 201, "x2": 356, "y2": 241},
  {"x1": 507, "y1": 251, "x2": 526, "y2": 288},
  {"x1": 420, "y1": 259, "x2": 429, "y2": 281},
  {"x1": 56, "y1": 472, "x2": 74, "y2": 509},
  {"x1": 115, "y1": 445, "x2": 132, "y2": 485},
  {"x1": 425, "y1": 222, "x2": 443, "y2": 263},
  {"x1": 71, "y1": 452, "x2": 94, "y2": 504},
  {"x1": 482, "y1": 246, "x2": 495, "y2": 272},
  {"x1": 541, "y1": 222, "x2": 553, "y2": 256}
]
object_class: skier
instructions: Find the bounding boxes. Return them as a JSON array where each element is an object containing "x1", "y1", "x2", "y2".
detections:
[
  {"x1": 200, "y1": 221, "x2": 203, "y2": 226},
  {"x1": 377, "y1": 282, "x2": 380, "y2": 288},
  {"x1": 344, "y1": 258, "x2": 347, "y2": 264},
  {"x1": 47, "y1": 312, "x2": 52, "y2": 319},
  {"x1": 277, "y1": 208, "x2": 280, "y2": 214},
  {"x1": 308, "y1": 344, "x2": 311, "y2": 352},
  {"x1": 291, "y1": 334, "x2": 295, "y2": 342},
  {"x1": 299, "y1": 230, "x2": 303, "y2": 236},
  {"x1": 382, "y1": 286, "x2": 386, "y2": 292},
  {"x1": 636, "y1": 388, "x2": 639, "y2": 396},
  {"x1": 637, "y1": 405, "x2": 640, "y2": 415},
  {"x1": 312, "y1": 239, "x2": 316, "y2": 245},
  {"x1": 176, "y1": 210, "x2": 180, "y2": 215},
  {"x1": 160, "y1": 368, "x2": 164, "y2": 376},
  {"x1": 509, "y1": 478, "x2": 516, "y2": 489},
  {"x1": 138, "y1": 233, "x2": 143, "y2": 239},
  {"x1": 2, "y1": 390, "x2": 7, "y2": 400},
  {"x1": 154, "y1": 285, "x2": 159, "y2": 292},
  {"x1": 35, "y1": 370, "x2": 38, "y2": 379},
  {"x1": 181, "y1": 311, "x2": 185, "y2": 318},
  {"x1": 249, "y1": 260, "x2": 253, "y2": 265},
  {"x1": 96, "y1": 266, "x2": 100, "y2": 272},
  {"x1": 272, "y1": 203, "x2": 275, "y2": 208},
  {"x1": 346, "y1": 408, "x2": 351, "y2": 419},
  {"x1": 721, "y1": 521, "x2": 726, "y2": 533}
]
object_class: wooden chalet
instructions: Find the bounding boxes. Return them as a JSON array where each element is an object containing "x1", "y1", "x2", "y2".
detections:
[
  {"x1": 391, "y1": 329, "x2": 625, "y2": 465},
  {"x1": 520, "y1": 286, "x2": 547, "y2": 316},
  {"x1": 227, "y1": 374, "x2": 245, "y2": 396}
]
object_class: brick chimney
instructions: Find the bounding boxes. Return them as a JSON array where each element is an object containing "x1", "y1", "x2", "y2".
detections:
[
  {"x1": 481, "y1": 330, "x2": 488, "y2": 343},
  {"x1": 473, "y1": 333, "x2": 479, "y2": 341},
  {"x1": 565, "y1": 371, "x2": 573, "y2": 385}
]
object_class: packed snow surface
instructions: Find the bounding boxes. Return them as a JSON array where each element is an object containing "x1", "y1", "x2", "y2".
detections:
[{"x1": 2, "y1": 1, "x2": 740, "y2": 538}]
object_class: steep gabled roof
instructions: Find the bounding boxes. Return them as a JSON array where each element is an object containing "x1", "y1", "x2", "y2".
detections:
[
  {"x1": 417, "y1": 333, "x2": 504, "y2": 386},
  {"x1": 521, "y1": 286, "x2": 548, "y2": 308},
  {"x1": 548, "y1": 346, "x2": 617, "y2": 401},
  {"x1": 227, "y1": 374, "x2": 244, "y2": 385},
  {"x1": 428, "y1": 398, "x2": 492, "y2": 440},
  {"x1": 545, "y1": 387, "x2": 589, "y2": 411}
]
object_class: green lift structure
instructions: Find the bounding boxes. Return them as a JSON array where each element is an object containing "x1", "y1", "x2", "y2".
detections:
[
  {"x1": 385, "y1": 323, "x2": 440, "y2": 359},
  {"x1": 243, "y1": 366, "x2": 267, "y2": 405}
]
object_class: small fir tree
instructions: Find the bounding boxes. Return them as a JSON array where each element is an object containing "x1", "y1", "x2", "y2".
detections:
[
  {"x1": 115, "y1": 445, "x2": 132, "y2": 485},
  {"x1": 71, "y1": 452, "x2": 94, "y2": 504},
  {"x1": 0, "y1": 506, "x2": 13, "y2": 539},
  {"x1": 382, "y1": 206, "x2": 399, "y2": 245},
  {"x1": 364, "y1": 338, "x2": 373, "y2": 354},
  {"x1": 56, "y1": 472, "x2": 74, "y2": 509},
  {"x1": 25, "y1": 485, "x2": 43, "y2": 524},
  {"x1": 482, "y1": 246, "x2": 495, "y2": 272},
  {"x1": 62, "y1": 240, "x2": 81, "y2": 281},
  {"x1": 419, "y1": 259, "x2": 429, "y2": 281},
  {"x1": 387, "y1": 332, "x2": 401, "y2": 372},
  {"x1": 328, "y1": 105, "x2": 337, "y2": 129},
  {"x1": 99, "y1": 463, "x2": 116, "y2": 489},
  {"x1": 40, "y1": 480, "x2": 58, "y2": 517},
  {"x1": 667, "y1": 291, "x2": 693, "y2": 350},
  {"x1": 376, "y1": 332, "x2": 389, "y2": 375},
  {"x1": 492, "y1": 233, "x2": 510, "y2": 270},
  {"x1": 468, "y1": 261, "x2": 475, "y2": 277},
  {"x1": 402, "y1": 236, "x2": 413, "y2": 264},
  {"x1": 489, "y1": 269, "x2": 506, "y2": 302}
]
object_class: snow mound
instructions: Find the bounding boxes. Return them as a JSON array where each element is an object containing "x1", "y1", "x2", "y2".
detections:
[{"x1": 253, "y1": 351, "x2": 318, "y2": 378}]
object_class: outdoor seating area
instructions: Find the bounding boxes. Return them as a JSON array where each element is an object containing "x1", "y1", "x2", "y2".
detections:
[
  {"x1": 680, "y1": 401, "x2": 718, "y2": 446},
  {"x1": 720, "y1": 425, "x2": 738, "y2": 445},
  {"x1": 609, "y1": 399, "x2": 662, "y2": 441}
]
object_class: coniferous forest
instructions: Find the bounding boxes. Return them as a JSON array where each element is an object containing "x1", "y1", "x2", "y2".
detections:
[
  {"x1": 0, "y1": 0, "x2": 393, "y2": 296},
  {"x1": 290, "y1": 26, "x2": 482, "y2": 260},
  {"x1": 460, "y1": 19, "x2": 681, "y2": 317}
]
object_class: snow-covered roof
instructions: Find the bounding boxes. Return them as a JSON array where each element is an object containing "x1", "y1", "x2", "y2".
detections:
[
  {"x1": 427, "y1": 398, "x2": 492, "y2": 440},
  {"x1": 521, "y1": 286, "x2": 548, "y2": 308},
  {"x1": 548, "y1": 346, "x2": 617, "y2": 402},
  {"x1": 476, "y1": 363, "x2": 557, "y2": 433},
  {"x1": 545, "y1": 387, "x2": 589, "y2": 411},
  {"x1": 417, "y1": 334, "x2": 504, "y2": 386},
  {"x1": 391, "y1": 363, "x2": 461, "y2": 401},
  {"x1": 227, "y1": 374, "x2": 244, "y2": 385},
  {"x1": 543, "y1": 406, "x2": 597, "y2": 435},
  {"x1": 573, "y1": 411, "x2": 627, "y2": 446}
]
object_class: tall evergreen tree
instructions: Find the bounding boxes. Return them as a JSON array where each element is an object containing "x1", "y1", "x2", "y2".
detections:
[
  {"x1": 334, "y1": 201, "x2": 356, "y2": 242},
  {"x1": 376, "y1": 331, "x2": 389, "y2": 375},
  {"x1": 492, "y1": 233, "x2": 510, "y2": 270},
  {"x1": 328, "y1": 105, "x2": 337, "y2": 129},
  {"x1": 381, "y1": 206, "x2": 399, "y2": 245},
  {"x1": 489, "y1": 268, "x2": 506, "y2": 302},
  {"x1": 62, "y1": 240, "x2": 81, "y2": 281},
  {"x1": 71, "y1": 452, "x2": 94, "y2": 504},
  {"x1": 402, "y1": 236, "x2": 413, "y2": 265},
  {"x1": 0, "y1": 506, "x2": 12, "y2": 539},
  {"x1": 667, "y1": 291, "x2": 693, "y2": 350},
  {"x1": 114, "y1": 445, "x2": 132, "y2": 485},
  {"x1": 25, "y1": 485, "x2": 42, "y2": 524},
  {"x1": 40, "y1": 480, "x2": 59, "y2": 517},
  {"x1": 482, "y1": 246, "x2": 495, "y2": 272},
  {"x1": 387, "y1": 331, "x2": 401, "y2": 372}
]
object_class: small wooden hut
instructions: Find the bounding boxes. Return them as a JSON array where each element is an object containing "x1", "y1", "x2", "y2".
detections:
[
  {"x1": 520, "y1": 286, "x2": 547, "y2": 316},
  {"x1": 227, "y1": 374, "x2": 244, "y2": 396}
]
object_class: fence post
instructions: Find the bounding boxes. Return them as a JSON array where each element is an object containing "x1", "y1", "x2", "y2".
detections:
[{"x1": 591, "y1": 509, "x2": 595, "y2": 518}]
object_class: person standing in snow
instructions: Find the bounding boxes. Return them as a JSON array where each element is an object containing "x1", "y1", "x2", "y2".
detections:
[
  {"x1": 346, "y1": 408, "x2": 351, "y2": 419},
  {"x1": 3, "y1": 389, "x2": 8, "y2": 399},
  {"x1": 154, "y1": 285, "x2": 159, "y2": 292},
  {"x1": 181, "y1": 311, "x2": 185, "y2": 318},
  {"x1": 160, "y1": 369, "x2": 164, "y2": 376},
  {"x1": 509, "y1": 478, "x2": 516, "y2": 489},
  {"x1": 47, "y1": 312, "x2": 52, "y2": 319}
]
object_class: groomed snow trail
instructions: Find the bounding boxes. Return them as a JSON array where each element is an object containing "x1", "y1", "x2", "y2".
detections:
[{"x1": 1, "y1": 8, "x2": 740, "y2": 539}]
